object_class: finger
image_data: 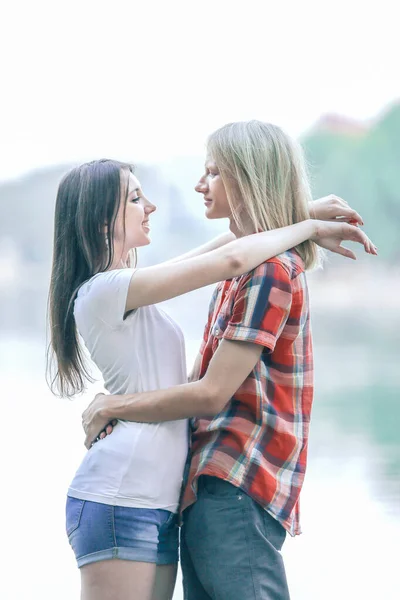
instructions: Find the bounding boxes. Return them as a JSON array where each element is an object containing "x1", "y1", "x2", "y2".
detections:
[
  {"x1": 363, "y1": 235, "x2": 372, "y2": 253},
  {"x1": 333, "y1": 216, "x2": 359, "y2": 225},
  {"x1": 338, "y1": 224, "x2": 377, "y2": 255},
  {"x1": 339, "y1": 207, "x2": 364, "y2": 225},
  {"x1": 344, "y1": 225, "x2": 367, "y2": 244},
  {"x1": 365, "y1": 238, "x2": 378, "y2": 255},
  {"x1": 99, "y1": 431, "x2": 106, "y2": 439},
  {"x1": 367, "y1": 237, "x2": 378, "y2": 255},
  {"x1": 82, "y1": 411, "x2": 89, "y2": 433},
  {"x1": 332, "y1": 244, "x2": 357, "y2": 260},
  {"x1": 111, "y1": 419, "x2": 118, "y2": 426},
  {"x1": 357, "y1": 231, "x2": 375, "y2": 253},
  {"x1": 350, "y1": 230, "x2": 378, "y2": 255},
  {"x1": 105, "y1": 424, "x2": 113, "y2": 435}
]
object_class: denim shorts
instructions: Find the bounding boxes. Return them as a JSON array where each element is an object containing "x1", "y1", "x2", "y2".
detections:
[{"x1": 66, "y1": 496, "x2": 179, "y2": 568}]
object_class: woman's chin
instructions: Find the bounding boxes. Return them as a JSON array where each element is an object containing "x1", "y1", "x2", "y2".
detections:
[
  {"x1": 130, "y1": 234, "x2": 151, "y2": 248},
  {"x1": 205, "y1": 206, "x2": 219, "y2": 220}
]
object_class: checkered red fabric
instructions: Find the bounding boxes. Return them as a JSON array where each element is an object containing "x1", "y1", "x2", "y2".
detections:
[{"x1": 181, "y1": 250, "x2": 314, "y2": 536}]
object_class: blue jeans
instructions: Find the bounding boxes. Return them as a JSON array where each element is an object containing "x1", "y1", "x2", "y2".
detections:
[
  {"x1": 181, "y1": 476, "x2": 290, "y2": 600},
  {"x1": 66, "y1": 496, "x2": 179, "y2": 567}
]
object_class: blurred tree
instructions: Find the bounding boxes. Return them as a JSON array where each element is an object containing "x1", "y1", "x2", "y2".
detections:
[{"x1": 302, "y1": 102, "x2": 400, "y2": 260}]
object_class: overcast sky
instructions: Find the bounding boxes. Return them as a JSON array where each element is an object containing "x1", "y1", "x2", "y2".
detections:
[{"x1": 0, "y1": 0, "x2": 398, "y2": 180}]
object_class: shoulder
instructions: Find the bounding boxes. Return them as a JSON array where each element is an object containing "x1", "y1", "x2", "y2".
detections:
[
  {"x1": 237, "y1": 250, "x2": 305, "y2": 285},
  {"x1": 74, "y1": 268, "x2": 137, "y2": 328},
  {"x1": 276, "y1": 250, "x2": 305, "y2": 278},
  {"x1": 77, "y1": 269, "x2": 135, "y2": 300}
]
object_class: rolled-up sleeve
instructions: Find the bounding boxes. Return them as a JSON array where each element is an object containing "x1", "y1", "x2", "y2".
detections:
[
  {"x1": 200, "y1": 284, "x2": 220, "y2": 354},
  {"x1": 223, "y1": 261, "x2": 292, "y2": 352}
]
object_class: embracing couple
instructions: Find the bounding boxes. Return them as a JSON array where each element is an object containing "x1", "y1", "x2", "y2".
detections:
[{"x1": 48, "y1": 120, "x2": 376, "y2": 600}]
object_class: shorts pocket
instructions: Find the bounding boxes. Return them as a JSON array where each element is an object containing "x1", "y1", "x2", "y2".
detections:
[
  {"x1": 160, "y1": 510, "x2": 177, "y2": 532},
  {"x1": 66, "y1": 497, "x2": 86, "y2": 537}
]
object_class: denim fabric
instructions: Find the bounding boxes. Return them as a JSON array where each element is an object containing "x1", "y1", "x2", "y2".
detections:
[
  {"x1": 181, "y1": 476, "x2": 290, "y2": 600},
  {"x1": 66, "y1": 496, "x2": 178, "y2": 567}
]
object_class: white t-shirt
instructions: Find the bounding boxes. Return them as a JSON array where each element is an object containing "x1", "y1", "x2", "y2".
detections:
[{"x1": 68, "y1": 269, "x2": 189, "y2": 513}]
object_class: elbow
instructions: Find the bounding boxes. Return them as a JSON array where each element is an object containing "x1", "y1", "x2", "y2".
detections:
[
  {"x1": 224, "y1": 247, "x2": 244, "y2": 278},
  {"x1": 201, "y1": 383, "x2": 228, "y2": 416}
]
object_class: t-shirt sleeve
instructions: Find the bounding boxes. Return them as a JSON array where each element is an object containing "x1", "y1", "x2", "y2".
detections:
[
  {"x1": 83, "y1": 268, "x2": 137, "y2": 328},
  {"x1": 222, "y1": 261, "x2": 292, "y2": 353}
]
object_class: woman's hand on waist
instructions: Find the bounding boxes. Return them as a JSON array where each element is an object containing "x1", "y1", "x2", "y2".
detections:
[{"x1": 82, "y1": 393, "x2": 118, "y2": 449}]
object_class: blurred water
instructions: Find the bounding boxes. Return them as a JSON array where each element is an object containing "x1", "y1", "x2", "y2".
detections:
[{"x1": 1, "y1": 321, "x2": 399, "y2": 600}]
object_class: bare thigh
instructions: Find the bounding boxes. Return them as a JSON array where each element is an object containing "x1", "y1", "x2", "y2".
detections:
[
  {"x1": 152, "y1": 564, "x2": 178, "y2": 600},
  {"x1": 80, "y1": 559, "x2": 156, "y2": 600}
]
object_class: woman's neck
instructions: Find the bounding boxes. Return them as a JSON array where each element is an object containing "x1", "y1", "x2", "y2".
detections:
[
  {"x1": 229, "y1": 217, "x2": 256, "y2": 238},
  {"x1": 107, "y1": 246, "x2": 130, "y2": 271}
]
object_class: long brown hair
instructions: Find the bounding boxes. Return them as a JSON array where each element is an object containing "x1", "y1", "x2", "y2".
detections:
[
  {"x1": 47, "y1": 159, "x2": 134, "y2": 397},
  {"x1": 207, "y1": 121, "x2": 319, "y2": 269}
]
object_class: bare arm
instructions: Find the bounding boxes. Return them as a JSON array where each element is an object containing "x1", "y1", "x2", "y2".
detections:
[
  {"x1": 160, "y1": 194, "x2": 360, "y2": 268},
  {"x1": 125, "y1": 220, "x2": 318, "y2": 310},
  {"x1": 162, "y1": 195, "x2": 361, "y2": 267},
  {"x1": 83, "y1": 339, "x2": 263, "y2": 447},
  {"x1": 162, "y1": 232, "x2": 236, "y2": 264},
  {"x1": 125, "y1": 220, "x2": 375, "y2": 311},
  {"x1": 159, "y1": 196, "x2": 361, "y2": 267},
  {"x1": 188, "y1": 352, "x2": 202, "y2": 383},
  {"x1": 166, "y1": 196, "x2": 361, "y2": 267}
]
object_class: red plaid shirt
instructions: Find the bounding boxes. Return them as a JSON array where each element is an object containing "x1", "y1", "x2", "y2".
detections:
[{"x1": 181, "y1": 250, "x2": 314, "y2": 536}]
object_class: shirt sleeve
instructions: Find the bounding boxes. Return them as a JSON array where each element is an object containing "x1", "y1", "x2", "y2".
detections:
[
  {"x1": 82, "y1": 268, "x2": 136, "y2": 328},
  {"x1": 200, "y1": 284, "x2": 220, "y2": 354},
  {"x1": 222, "y1": 261, "x2": 292, "y2": 353}
]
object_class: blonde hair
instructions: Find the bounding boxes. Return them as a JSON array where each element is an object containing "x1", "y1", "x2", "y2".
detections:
[{"x1": 207, "y1": 120, "x2": 319, "y2": 270}]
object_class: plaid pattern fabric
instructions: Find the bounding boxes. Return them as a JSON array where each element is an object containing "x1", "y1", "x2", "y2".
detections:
[{"x1": 181, "y1": 250, "x2": 313, "y2": 536}]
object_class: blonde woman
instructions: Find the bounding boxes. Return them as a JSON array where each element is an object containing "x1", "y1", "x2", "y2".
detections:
[{"x1": 80, "y1": 123, "x2": 376, "y2": 600}]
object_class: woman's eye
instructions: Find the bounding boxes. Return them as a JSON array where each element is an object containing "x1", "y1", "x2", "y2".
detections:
[{"x1": 131, "y1": 197, "x2": 140, "y2": 203}]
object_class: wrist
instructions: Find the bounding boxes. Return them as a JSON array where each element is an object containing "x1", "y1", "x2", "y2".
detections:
[
  {"x1": 308, "y1": 219, "x2": 319, "y2": 240},
  {"x1": 308, "y1": 219, "x2": 321, "y2": 242},
  {"x1": 99, "y1": 394, "x2": 119, "y2": 421}
]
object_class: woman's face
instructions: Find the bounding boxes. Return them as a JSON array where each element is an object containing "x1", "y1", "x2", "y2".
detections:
[
  {"x1": 195, "y1": 158, "x2": 231, "y2": 219},
  {"x1": 113, "y1": 171, "x2": 156, "y2": 257}
]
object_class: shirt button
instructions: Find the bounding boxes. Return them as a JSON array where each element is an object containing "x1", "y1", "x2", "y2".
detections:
[{"x1": 215, "y1": 328, "x2": 220, "y2": 335}]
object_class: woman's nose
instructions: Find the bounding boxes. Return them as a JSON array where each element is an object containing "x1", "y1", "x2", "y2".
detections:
[
  {"x1": 145, "y1": 199, "x2": 156, "y2": 214},
  {"x1": 195, "y1": 177, "x2": 208, "y2": 193}
]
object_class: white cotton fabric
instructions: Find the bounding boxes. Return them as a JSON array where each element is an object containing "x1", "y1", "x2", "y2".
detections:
[{"x1": 68, "y1": 269, "x2": 189, "y2": 512}]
